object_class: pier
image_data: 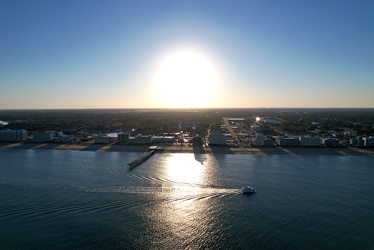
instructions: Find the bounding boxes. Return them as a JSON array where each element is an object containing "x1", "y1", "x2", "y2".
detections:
[{"x1": 127, "y1": 149, "x2": 155, "y2": 170}]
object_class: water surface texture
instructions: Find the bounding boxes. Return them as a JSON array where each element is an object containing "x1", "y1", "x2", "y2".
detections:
[{"x1": 0, "y1": 150, "x2": 373, "y2": 249}]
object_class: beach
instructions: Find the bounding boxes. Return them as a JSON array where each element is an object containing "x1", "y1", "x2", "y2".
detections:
[{"x1": 1, "y1": 141, "x2": 374, "y2": 156}]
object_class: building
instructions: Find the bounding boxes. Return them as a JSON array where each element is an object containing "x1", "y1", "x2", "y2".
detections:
[
  {"x1": 275, "y1": 136, "x2": 300, "y2": 147},
  {"x1": 252, "y1": 135, "x2": 264, "y2": 147},
  {"x1": 299, "y1": 136, "x2": 321, "y2": 147},
  {"x1": 152, "y1": 136, "x2": 175, "y2": 143},
  {"x1": 364, "y1": 137, "x2": 374, "y2": 147},
  {"x1": 0, "y1": 129, "x2": 27, "y2": 141},
  {"x1": 135, "y1": 134, "x2": 152, "y2": 144},
  {"x1": 94, "y1": 134, "x2": 113, "y2": 144},
  {"x1": 322, "y1": 138, "x2": 340, "y2": 147},
  {"x1": 350, "y1": 137, "x2": 365, "y2": 147},
  {"x1": 128, "y1": 136, "x2": 136, "y2": 144},
  {"x1": 118, "y1": 133, "x2": 129, "y2": 144},
  {"x1": 208, "y1": 133, "x2": 227, "y2": 146},
  {"x1": 263, "y1": 138, "x2": 276, "y2": 147},
  {"x1": 262, "y1": 118, "x2": 280, "y2": 125},
  {"x1": 57, "y1": 134, "x2": 71, "y2": 143},
  {"x1": 33, "y1": 132, "x2": 53, "y2": 142},
  {"x1": 227, "y1": 118, "x2": 245, "y2": 122}
]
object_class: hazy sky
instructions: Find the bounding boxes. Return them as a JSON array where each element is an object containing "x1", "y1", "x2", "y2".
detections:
[{"x1": 1, "y1": 0, "x2": 373, "y2": 109}]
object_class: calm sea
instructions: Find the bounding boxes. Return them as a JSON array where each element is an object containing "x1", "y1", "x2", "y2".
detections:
[{"x1": 0, "y1": 149, "x2": 373, "y2": 249}]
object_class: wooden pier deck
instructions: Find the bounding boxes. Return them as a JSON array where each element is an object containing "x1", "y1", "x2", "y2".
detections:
[{"x1": 127, "y1": 150, "x2": 155, "y2": 170}]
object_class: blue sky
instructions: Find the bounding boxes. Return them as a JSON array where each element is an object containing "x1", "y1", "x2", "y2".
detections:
[{"x1": 1, "y1": 0, "x2": 373, "y2": 109}]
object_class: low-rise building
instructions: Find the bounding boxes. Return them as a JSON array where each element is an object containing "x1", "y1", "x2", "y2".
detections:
[
  {"x1": 57, "y1": 134, "x2": 71, "y2": 143},
  {"x1": 262, "y1": 118, "x2": 280, "y2": 125},
  {"x1": 128, "y1": 136, "x2": 136, "y2": 144},
  {"x1": 364, "y1": 137, "x2": 374, "y2": 147},
  {"x1": 275, "y1": 136, "x2": 300, "y2": 147},
  {"x1": 94, "y1": 134, "x2": 113, "y2": 144},
  {"x1": 299, "y1": 135, "x2": 321, "y2": 146},
  {"x1": 135, "y1": 134, "x2": 151, "y2": 144},
  {"x1": 33, "y1": 132, "x2": 53, "y2": 142},
  {"x1": 350, "y1": 137, "x2": 365, "y2": 147},
  {"x1": 323, "y1": 138, "x2": 340, "y2": 147},
  {"x1": 208, "y1": 133, "x2": 227, "y2": 146}
]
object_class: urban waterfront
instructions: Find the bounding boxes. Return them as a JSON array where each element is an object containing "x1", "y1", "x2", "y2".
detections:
[{"x1": 0, "y1": 149, "x2": 373, "y2": 249}]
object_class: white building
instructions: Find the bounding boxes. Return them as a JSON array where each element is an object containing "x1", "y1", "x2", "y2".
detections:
[
  {"x1": 0, "y1": 129, "x2": 27, "y2": 141},
  {"x1": 94, "y1": 134, "x2": 113, "y2": 144},
  {"x1": 33, "y1": 132, "x2": 53, "y2": 142},
  {"x1": 208, "y1": 133, "x2": 227, "y2": 146}
]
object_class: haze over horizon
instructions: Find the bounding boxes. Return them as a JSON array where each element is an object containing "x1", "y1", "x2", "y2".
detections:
[{"x1": 1, "y1": 1, "x2": 373, "y2": 109}]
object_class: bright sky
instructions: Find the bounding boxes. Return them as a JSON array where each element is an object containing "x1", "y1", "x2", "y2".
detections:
[{"x1": 1, "y1": 0, "x2": 373, "y2": 109}]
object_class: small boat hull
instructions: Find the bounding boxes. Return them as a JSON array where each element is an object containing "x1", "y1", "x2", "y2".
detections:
[{"x1": 242, "y1": 186, "x2": 256, "y2": 194}]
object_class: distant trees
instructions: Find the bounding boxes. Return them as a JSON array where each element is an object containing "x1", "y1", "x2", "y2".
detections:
[
  {"x1": 0, "y1": 109, "x2": 222, "y2": 136},
  {"x1": 1, "y1": 108, "x2": 373, "y2": 138}
]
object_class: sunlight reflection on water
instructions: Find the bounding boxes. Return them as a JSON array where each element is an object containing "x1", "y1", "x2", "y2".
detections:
[
  {"x1": 165, "y1": 154, "x2": 204, "y2": 185},
  {"x1": 144, "y1": 153, "x2": 223, "y2": 248}
]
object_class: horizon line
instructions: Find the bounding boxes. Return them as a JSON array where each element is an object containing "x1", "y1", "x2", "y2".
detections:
[{"x1": 1, "y1": 107, "x2": 374, "y2": 111}]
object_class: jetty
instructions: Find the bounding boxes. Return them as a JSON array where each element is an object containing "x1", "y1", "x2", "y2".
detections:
[{"x1": 127, "y1": 149, "x2": 155, "y2": 170}]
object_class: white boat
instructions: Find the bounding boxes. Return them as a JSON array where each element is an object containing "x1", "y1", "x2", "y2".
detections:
[{"x1": 242, "y1": 186, "x2": 256, "y2": 194}]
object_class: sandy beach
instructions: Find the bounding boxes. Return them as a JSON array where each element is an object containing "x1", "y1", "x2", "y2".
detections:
[{"x1": 1, "y1": 141, "x2": 374, "y2": 156}]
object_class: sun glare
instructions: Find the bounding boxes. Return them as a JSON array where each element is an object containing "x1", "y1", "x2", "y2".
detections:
[
  {"x1": 152, "y1": 47, "x2": 219, "y2": 108},
  {"x1": 164, "y1": 154, "x2": 203, "y2": 185}
]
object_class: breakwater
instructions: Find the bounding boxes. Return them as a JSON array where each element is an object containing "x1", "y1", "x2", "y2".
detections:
[{"x1": 127, "y1": 150, "x2": 155, "y2": 170}]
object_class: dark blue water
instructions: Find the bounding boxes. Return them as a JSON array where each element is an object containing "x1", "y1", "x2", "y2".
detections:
[{"x1": 0, "y1": 150, "x2": 373, "y2": 249}]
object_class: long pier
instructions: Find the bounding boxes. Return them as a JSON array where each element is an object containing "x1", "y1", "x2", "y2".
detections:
[{"x1": 127, "y1": 150, "x2": 155, "y2": 170}]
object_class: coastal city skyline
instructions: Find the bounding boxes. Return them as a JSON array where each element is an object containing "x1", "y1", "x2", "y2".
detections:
[
  {"x1": 1, "y1": 1, "x2": 374, "y2": 109},
  {"x1": 1, "y1": 0, "x2": 374, "y2": 244}
]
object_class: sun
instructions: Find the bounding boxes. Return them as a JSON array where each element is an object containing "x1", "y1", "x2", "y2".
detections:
[{"x1": 152, "y1": 47, "x2": 218, "y2": 108}]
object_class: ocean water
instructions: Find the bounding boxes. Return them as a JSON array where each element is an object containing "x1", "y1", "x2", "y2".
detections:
[{"x1": 0, "y1": 149, "x2": 373, "y2": 249}]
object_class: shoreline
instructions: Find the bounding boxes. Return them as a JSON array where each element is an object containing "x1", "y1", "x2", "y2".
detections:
[{"x1": 1, "y1": 141, "x2": 374, "y2": 156}]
